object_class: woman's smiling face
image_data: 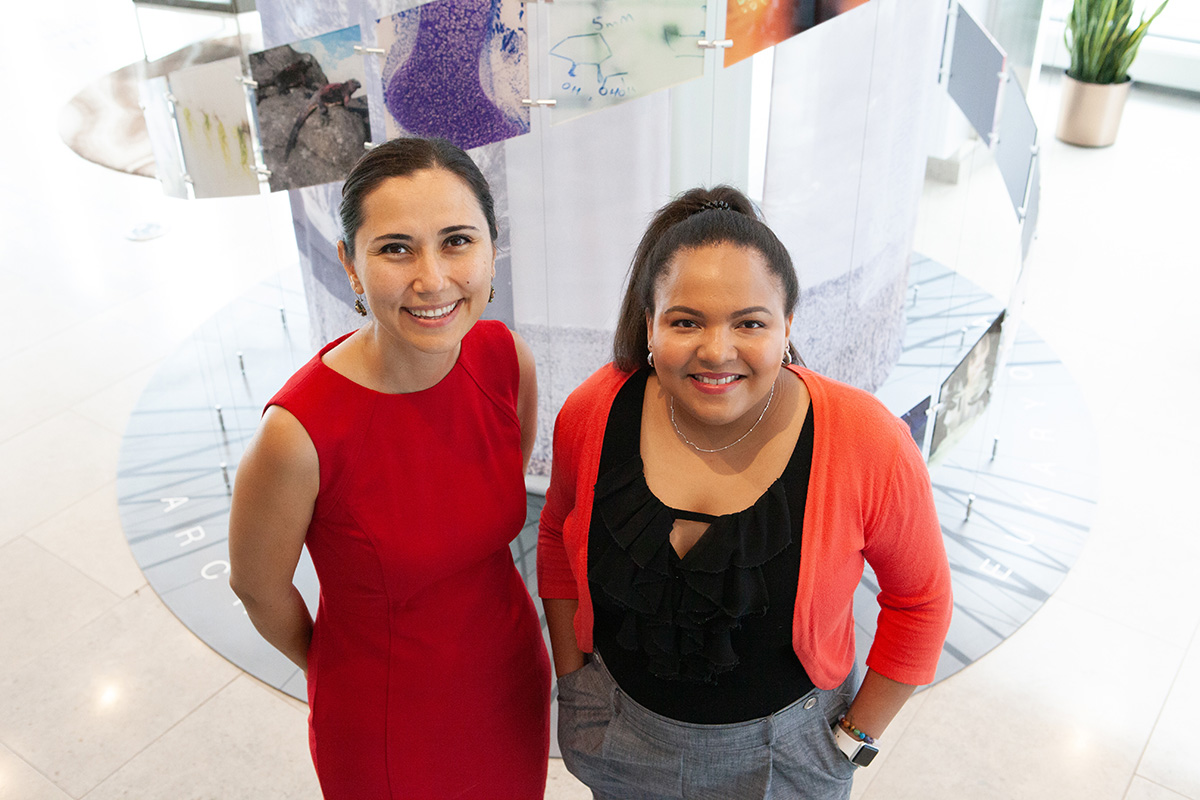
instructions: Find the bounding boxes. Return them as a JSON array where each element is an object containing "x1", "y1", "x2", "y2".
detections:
[
  {"x1": 339, "y1": 167, "x2": 496, "y2": 359},
  {"x1": 646, "y1": 242, "x2": 792, "y2": 438}
]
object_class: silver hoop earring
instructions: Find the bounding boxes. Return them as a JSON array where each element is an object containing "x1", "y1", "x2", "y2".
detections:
[
  {"x1": 647, "y1": 350, "x2": 655, "y2": 368},
  {"x1": 782, "y1": 341, "x2": 793, "y2": 365}
]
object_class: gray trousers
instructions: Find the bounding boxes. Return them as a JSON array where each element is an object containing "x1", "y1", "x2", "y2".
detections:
[{"x1": 557, "y1": 653, "x2": 858, "y2": 800}]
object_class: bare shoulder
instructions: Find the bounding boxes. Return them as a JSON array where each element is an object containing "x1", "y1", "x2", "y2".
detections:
[
  {"x1": 240, "y1": 406, "x2": 319, "y2": 492},
  {"x1": 228, "y1": 406, "x2": 318, "y2": 600},
  {"x1": 228, "y1": 405, "x2": 318, "y2": 558}
]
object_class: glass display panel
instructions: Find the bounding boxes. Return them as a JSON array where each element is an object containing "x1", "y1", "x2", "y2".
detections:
[
  {"x1": 1021, "y1": 155, "x2": 1041, "y2": 260},
  {"x1": 168, "y1": 56, "x2": 262, "y2": 198},
  {"x1": 138, "y1": 76, "x2": 190, "y2": 198},
  {"x1": 250, "y1": 26, "x2": 370, "y2": 192},
  {"x1": 762, "y1": 0, "x2": 939, "y2": 391},
  {"x1": 929, "y1": 311, "x2": 1005, "y2": 464},
  {"x1": 993, "y1": 70, "x2": 1037, "y2": 216},
  {"x1": 947, "y1": 4, "x2": 1006, "y2": 144},
  {"x1": 376, "y1": 0, "x2": 531, "y2": 149},
  {"x1": 547, "y1": 0, "x2": 707, "y2": 125},
  {"x1": 984, "y1": 0, "x2": 1044, "y2": 91},
  {"x1": 724, "y1": 0, "x2": 871, "y2": 67}
]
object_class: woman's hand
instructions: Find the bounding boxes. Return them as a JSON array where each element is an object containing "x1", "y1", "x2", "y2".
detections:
[{"x1": 228, "y1": 406, "x2": 319, "y2": 672}]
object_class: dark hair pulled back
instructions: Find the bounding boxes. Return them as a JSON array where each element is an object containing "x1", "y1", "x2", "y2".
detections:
[
  {"x1": 339, "y1": 137, "x2": 498, "y2": 258},
  {"x1": 612, "y1": 185, "x2": 799, "y2": 372}
]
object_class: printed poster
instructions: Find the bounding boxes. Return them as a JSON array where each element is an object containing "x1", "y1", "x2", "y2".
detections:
[
  {"x1": 250, "y1": 26, "x2": 370, "y2": 192},
  {"x1": 377, "y1": 0, "x2": 530, "y2": 149},
  {"x1": 168, "y1": 56, "x2": 261, "y2": 198}
]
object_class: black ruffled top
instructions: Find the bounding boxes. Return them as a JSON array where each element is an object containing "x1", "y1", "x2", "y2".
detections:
[{"x1": 588, "y1": 370, "x2": 816, "y2": 724}]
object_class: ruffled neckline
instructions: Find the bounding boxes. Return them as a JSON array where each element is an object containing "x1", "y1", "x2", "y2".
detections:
[{"x1": 590, "y1": 451, "x2": 794, "y2": 683}]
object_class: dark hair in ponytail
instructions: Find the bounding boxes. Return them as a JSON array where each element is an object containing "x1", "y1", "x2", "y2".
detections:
[{"x1": 612, "y1": 186, "x2": 799, "y2": 372}]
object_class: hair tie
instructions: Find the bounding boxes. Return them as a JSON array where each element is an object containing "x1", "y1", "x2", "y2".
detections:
[{"x1": 698, "y1": 198, "x2": 732, "y2": 212}]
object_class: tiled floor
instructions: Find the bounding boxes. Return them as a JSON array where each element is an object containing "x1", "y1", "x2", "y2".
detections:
[{"x1": 1, "y1": 1, "x2": 1197, "y2": 798}]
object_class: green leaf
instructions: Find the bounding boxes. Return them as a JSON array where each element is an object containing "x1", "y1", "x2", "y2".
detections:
[{"x1": 1065, "y1": 0, "x2": 1168, "y2": 83}]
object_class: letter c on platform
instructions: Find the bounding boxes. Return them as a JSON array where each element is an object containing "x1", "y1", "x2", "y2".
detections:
[{"x1": 201, "y1": 560, "x2": 230, "y2": 580}]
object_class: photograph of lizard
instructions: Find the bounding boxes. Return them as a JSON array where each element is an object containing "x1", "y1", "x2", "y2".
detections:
[{"x1": 250, "y1": 25, "x2": 369, "y2": 192}]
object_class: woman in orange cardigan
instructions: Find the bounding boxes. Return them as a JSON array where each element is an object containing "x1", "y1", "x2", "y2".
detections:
[{"x1": 538, "y1": 186, "x2": 952, "y2": 798}]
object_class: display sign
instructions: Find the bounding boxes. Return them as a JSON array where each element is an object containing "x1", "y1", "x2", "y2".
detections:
[
  {"x1": 930, "y1": 311, "x2": 1006, "y2": 464},
  {"x1": 168, "y1": 56, "x2": 261, "y2": 198},
  {"x1": 993, "y1": 70, "x2": 1037, "y2": 216},
  {"x1": 947, "y1": 4, "x2": 1007, "y2": 145}
]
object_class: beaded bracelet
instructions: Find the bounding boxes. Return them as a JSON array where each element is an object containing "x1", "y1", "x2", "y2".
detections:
[{"x1": 837, "y1": 715, "x2": 876, "y2": 745}]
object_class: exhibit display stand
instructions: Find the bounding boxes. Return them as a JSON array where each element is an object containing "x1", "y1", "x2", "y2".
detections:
[{"x1": 109, "y1": 0, "x2": 1095, "y2": 754}]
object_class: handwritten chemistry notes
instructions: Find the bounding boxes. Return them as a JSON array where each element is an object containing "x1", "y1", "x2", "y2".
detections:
[{"x1": 547, "y1": 1, "x2": 708, "y2": 124}]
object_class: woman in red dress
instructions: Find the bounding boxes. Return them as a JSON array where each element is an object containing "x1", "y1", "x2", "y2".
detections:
[{"x1": 229, "y1": 137, "x2": 550, "y2": 798}]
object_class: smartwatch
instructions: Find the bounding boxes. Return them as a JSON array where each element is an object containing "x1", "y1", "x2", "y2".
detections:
[{"x1": 832, "y1": 723, "x2": 880, "y2": 767}]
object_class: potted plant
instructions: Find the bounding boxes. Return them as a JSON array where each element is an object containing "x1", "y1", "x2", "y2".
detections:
[{"x1": 1056, "y1": 0, "x2": 1169, "y2": 147}]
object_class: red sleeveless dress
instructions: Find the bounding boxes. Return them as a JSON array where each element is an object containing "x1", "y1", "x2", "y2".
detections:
[{"x1": 268, "y1": 320, "x2": 551, "y2": 799}]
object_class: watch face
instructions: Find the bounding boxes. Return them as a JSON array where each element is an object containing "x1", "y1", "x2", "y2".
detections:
[{"x1": 851, "y1": 744, "x2": 879, "y2": 767}]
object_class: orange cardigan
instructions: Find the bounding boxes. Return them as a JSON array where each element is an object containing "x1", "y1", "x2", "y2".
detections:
[{"x1": 537, "y1": 364, "x2": 952, "y2": 690}]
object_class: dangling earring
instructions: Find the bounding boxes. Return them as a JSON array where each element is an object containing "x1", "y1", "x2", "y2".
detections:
[
  {"x1": 354, "y1": 294, "x2": 368, "y2": 317},
  {"x1": 488, "y1": 284, "x2": 496, "y2": 303},
  {"x1": 647, "y1": 349, "x2": 655, "y2": 368}
]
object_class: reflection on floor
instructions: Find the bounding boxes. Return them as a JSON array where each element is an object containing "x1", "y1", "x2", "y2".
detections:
[{"x1": 1, "y1": 0, "x2": 1199, "y2": 796}]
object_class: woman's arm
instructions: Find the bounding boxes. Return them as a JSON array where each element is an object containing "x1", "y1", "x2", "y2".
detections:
[
  {"x1": 861, "y1": 418, "x2": 953, "y2": 684},
  {"x1": 538, "y1": 368, "x2": 626, "y2": 675},
  {"x1": 538, "y1": 385, "x2": 589, "y2": 678},
  {"x1": 843, "y1": 668, "x2": 916, "y2": 739},
  {"x1": 512, "y1": 330, "x2": 538, "y2": 472},
  {"x1": 850, "y1": 418, "x2": 952, "y2": 738},
  {"x1": 228, "y1": 405, "x2": 319, "y2": 672},
  {"x1": 544, "y1": 598, "x2": 585, "y2": 677}
]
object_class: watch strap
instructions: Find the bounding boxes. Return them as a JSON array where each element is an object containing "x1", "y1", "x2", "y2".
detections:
[{"x1": 833, "y1": 723, "x2": 879, "y2": 767}]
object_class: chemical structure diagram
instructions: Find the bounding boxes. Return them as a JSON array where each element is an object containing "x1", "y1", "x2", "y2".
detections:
[
  {"x1": 550, "y1": 33, "x2": 630, "y2": 96},
  {"x1": 549, "y1": 14, "x2": 707, "y2": 110}
]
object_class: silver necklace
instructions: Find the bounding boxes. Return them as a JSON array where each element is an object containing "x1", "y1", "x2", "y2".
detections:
[{"x1": 669, "y1": 381, "x2": 775, "y2": 453}]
